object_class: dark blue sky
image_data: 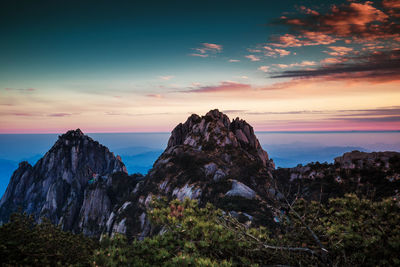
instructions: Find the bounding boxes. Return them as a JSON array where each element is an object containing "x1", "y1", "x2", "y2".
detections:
[{"x1": 0, "y1": 0, "x2": 327, "y2": 80}]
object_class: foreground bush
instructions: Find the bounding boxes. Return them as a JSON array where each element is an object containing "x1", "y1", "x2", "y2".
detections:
[
  {"x1": 1, "y1": 194, "x2": 399, "y2": 266},
  {"x1": 284, "y1": 194, "x2": 400, "y2": 266},
  {"x1": 94, "y1": 195, "x2": 400, "y2": 266},
  {"x1": 0, "y1": 212, "x2": 97, "y2": 266}
]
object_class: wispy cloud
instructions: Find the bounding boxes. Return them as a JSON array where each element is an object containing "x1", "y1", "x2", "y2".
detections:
[
  {"x1": 272, "y1": 50, "x2": 400, "y2": 82},
  {"x1": 202, "y1": 43, "x2": 222, "y2": 51},
  {"x1": 189, "y1": 53, "x2": 209, "y2": 57},
  {"x1": 159, "y1": 75, "x2": 174, "y2": 81},
  {"x1": 258, "y1": 66, "x2": 270, "y2": 72},
  {"x1": 146, "y1": 94, "x2": 163, "y2": 98},
  {"x1": 221, "y1": 109, "x2": 247, "y2": 114},
  {"x1": 184, "y1": 81, "x2": 251, "y2": 93},
  {"x1": 272, "y1": 61, "x2": 316, "y2": 68},
  {"x1": 269, "y1": 33, "x2": 337, "y2": 47},
  {"x1": 263, "y1": 46, "x2": 291, "y2": 57},
  {"x1": 324, "y1": 46, "x2": 354, "y2": 56},
  {"x1": 245, "y1": 55, "x2": 261, "y2": 61},
  {"x1": 190, "y1": 43, "x2": 223, "y2": 57},
  {"x1": 47, "y1": 113, "x2": 73, "y2": 117},
  {"x1": 4, "y1": 88, "x2": 36, "y2": 93},
  {"x1": 229, "y1": 59, "x2": 240, "y2": 62}
]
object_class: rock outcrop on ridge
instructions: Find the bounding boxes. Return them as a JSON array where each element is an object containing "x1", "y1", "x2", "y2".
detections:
[{"x1": 0, "y1": 129, "x2": 132, "y2": 235}]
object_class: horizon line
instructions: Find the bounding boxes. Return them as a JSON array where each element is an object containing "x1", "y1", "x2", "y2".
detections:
[{"x1": 0, "y1": 130, "x2": 399, "y2": 135}]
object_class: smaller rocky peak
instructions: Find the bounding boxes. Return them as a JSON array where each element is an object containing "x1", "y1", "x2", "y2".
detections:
[
  {"x1": 168, "y1": 115, "x2": 198, "y2": 148},
  {"x1": 230, "y1": 117, "x2": 257, "y2": 148}
]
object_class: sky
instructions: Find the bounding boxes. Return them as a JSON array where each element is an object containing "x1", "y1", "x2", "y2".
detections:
[{"x1": 0, "y1": 0, "x2": 399, "y2": 133}]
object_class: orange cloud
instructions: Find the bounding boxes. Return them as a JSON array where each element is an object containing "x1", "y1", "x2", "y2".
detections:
[
  {"x1": 270, "y1": 32, "x2": 337, "y2": 47},
  {"x1": 263, "y1": 46, "x2": 291, "y2": 57},
  {"x1": 324, "y1": 46, "x2": 354, "y2": 56}
]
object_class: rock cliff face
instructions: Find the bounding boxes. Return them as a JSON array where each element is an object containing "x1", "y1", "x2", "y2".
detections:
[{"x1": 0, "y1": 129, "x2": 128, "y2": 234}]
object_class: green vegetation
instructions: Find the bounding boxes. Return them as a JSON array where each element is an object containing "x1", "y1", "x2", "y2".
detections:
[
  {"x1": 94, "y1": 195, "x2": 400, "y2": 266},
  {"x1": 1, "y1": 195, "x2": 399, "y2": 266},
  {"x1": 0, "y1": 212, "x2": 97, "y2": 266}
]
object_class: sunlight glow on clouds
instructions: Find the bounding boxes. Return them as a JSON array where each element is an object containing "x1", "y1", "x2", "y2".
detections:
[{"x1": 1, "y1": 0, "x2": 399, "y2": 133}]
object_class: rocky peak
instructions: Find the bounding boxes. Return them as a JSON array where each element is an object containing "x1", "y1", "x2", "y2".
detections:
[
  {"x1": 116, "y1": 110, "x2": 278, "y2": 239},
  {"x1": 0, "y1": 129, "x2": 127, "y2": 233},
  {"x1": 166, "y1": 109, "x2": 273, "y2": 168}
]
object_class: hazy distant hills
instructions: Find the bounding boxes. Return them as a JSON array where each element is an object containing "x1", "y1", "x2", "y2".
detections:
[{"x1": 266, "y1": 143, "x2": 368, "y2": 167}]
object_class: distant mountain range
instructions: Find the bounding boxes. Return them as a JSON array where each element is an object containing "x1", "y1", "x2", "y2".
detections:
[{"x1": 1, "y1": 109, "x2": 399, "y2": 239}]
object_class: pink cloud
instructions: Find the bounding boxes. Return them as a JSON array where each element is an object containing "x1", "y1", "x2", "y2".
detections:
[
  {"x1": 245, "y1": 55, "x2": 261, "y2": 61},
  {"x1": 320, "y1": 2, "x2": 388, "y2": 37},
  {"x1": 324, "y1": 46, "x2": 354, "y2": 56},
  {"x1": 264, "y1": 46, "x2": 292, "y2": 57},
  {"x1": 383, "y1": 0, "x2": 400, "y2": 8},
  {"x1": 202, "y1": 43, "x2": 222, "y2": 52},
  {"x1": 159, "y1": 75, "x2": 174, "y2": 80},
  {"x1": 189, "y1": 53, "x2": 209, "y2": 58},
  {"x1": 146, "y1": 94, "x2": 163, "y2": 98},
  {"x1": 185, "y1": 81, "x2": 251, "y2": 93},
  {"x1": 190, "y1": 43, "x2": 223, "y2": 57},
  {"x1": 320, "y1": 57, "x2": 345, "y2": 64},
  {"x1": 229, "y1": 59, "x2": 240, "y2": 62},
  {"x1": 270, "y1": 34, "x2": 303, "y2": 47},
  {"x1": 273, "y1": 61, "x2": 316, "y2": 68},
  {"x1": 270, "y1": 32, "x2": 336, "y2": 48},
  {"x1": 258, "y1": 66, "x2": 270, "y2": 72},
  {"x1": 299, "y1": 5, "x2": 319, "y2": 16},
  {"x1": 47, "y1": 113, "x2": 73, "y2": 117}
]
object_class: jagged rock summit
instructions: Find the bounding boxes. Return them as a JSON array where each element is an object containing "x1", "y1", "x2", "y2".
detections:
[
  {"x1": 112, "y1": 110, "x2": 279, "y2": 238},
  {"x1": 0, "y1": 129, "x2": 127, "y2": 234},
  {"x1": 167, "y1": 109, "x2": 273, "y2": 168}
]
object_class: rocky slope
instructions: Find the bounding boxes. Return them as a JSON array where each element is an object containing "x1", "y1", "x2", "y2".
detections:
[
  {"x1": 0, "y1": 129, "x2": 132, "y2": 235},
  {"x1": 274, "y1": 150, "x2": 400, "y2": 202},
  {"x1": 108, "y1": 109, "x2": 281, "y2": 239}
]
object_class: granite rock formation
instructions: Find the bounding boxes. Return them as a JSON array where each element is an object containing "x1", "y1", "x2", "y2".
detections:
[{"x1": 0, "y1": 129, "x2": 130, "y2": 235}]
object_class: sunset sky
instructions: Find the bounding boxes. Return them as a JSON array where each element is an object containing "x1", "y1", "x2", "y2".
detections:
[{"x1": 1, "y1": 0, "x2": 399, "y2": 133}]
